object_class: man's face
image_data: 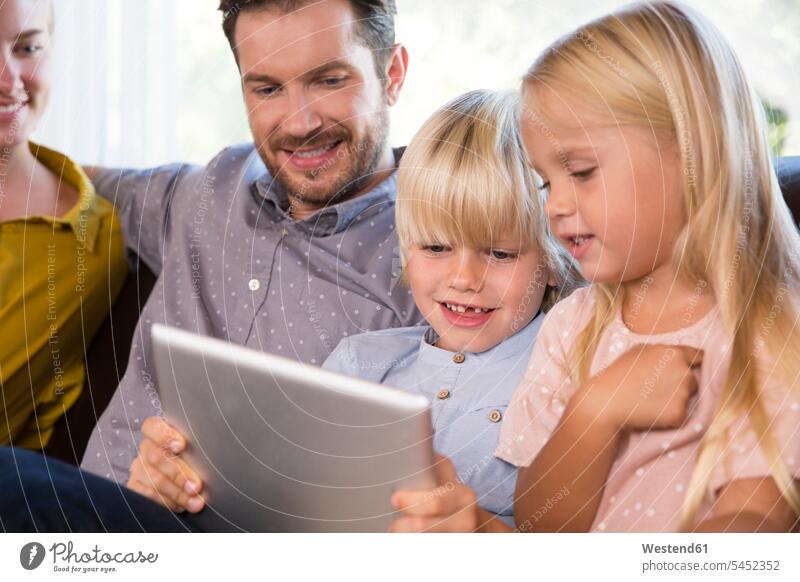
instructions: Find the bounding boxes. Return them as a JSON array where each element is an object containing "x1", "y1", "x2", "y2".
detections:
[{"x1": 235, "y1": 0, "x2": 396, "y2": 208}]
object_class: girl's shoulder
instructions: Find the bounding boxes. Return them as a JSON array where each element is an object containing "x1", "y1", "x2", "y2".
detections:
[{"x1": 539, "y1": 286, "x2": 598, "y2": 337}]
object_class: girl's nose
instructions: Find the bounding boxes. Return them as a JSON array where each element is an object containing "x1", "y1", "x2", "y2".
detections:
[{"x1": 544, "y1": 184, "x2": 577, "y2": 219}]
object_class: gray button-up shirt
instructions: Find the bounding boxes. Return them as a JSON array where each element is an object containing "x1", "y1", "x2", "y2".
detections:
[{"x1": 81, "y1": 143, "x2": 422, "y2": 483}]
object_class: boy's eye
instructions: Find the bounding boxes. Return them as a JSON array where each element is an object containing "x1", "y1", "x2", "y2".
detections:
[
  {"x1": 570, "y1": 167, "x2": 596, "y2": 181},
  {"x1": 490, "y1": 250, "x2": 518, "y2": 261},
  {"x1": 423, "y1": 244, "x2": 448, "y2": 254}
]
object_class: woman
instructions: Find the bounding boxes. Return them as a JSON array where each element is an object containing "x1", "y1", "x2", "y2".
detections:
[{"x1": 0, "y1": 0, "x2": 127, "y2": 450}]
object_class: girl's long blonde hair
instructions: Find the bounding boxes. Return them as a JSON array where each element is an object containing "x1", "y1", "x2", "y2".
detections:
[
  {"x1": 396, "y1": 89, "x2": 583, "y2": 311},
  {"x1": 523, "y1": 1, "x2": 800, "y2": 529}
]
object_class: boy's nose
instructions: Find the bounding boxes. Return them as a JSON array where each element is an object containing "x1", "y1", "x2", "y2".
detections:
[{"x1": 447, "y1": 252, "x2": 485, "y2": 293}]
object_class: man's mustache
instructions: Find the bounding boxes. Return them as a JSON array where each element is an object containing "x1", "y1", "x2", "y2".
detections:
[{"x1": 270, "y1": 127, "x2": 351, "y2": 151}]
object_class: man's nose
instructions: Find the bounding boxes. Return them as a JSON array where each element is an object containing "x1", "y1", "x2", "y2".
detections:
[
  {"x1": 447, "y1": 251, "x2": 485, "y2": 293},
  {"x1": 281, "y1": 89, "x2": 323, "y2": 138}
]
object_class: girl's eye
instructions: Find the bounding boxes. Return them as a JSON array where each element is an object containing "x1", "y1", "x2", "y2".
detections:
[
  {"x1": 490, "y1": 250, "x2": 518, "y2": 261},
  {"x1": 570, "y1": 167, "x2": 596, "y2": 181},
  {"x1": 423, "y1": 245, "x2": 448, "y2": 254},
  {"x1": 538, "y1": 181, "x2": 550, "y2": 193}
]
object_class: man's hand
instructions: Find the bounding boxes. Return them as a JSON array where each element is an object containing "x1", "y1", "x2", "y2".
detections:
[{"x1": 127, "y1": 417, "x2": 205, "y2": 513}]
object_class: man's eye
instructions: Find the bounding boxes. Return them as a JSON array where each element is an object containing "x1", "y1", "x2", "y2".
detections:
[
  {"x1": 570, "y1": 167, "x2": 596, "y2": 181},
  {"x1": 320, "y1": 77, "x2": 346, "y2": 87},
  {"x1": 256, "y1": 86, "x2": 280, "y2": 97}
]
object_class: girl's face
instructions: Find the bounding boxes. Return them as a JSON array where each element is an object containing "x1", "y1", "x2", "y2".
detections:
[
  {"x1": 0, "y1": 0, "x2": 53, "y2": 148},
  {"x1": 404, "y1": 238, "x2": 548, "y2": 353},
  {"x1": 520, "y1": 91, "x2": 686, "y2": 286}
]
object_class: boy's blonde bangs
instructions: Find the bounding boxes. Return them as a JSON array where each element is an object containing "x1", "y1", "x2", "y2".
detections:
[{"x1": 396, "y1": 90, "x2": 539, "y2": 259}]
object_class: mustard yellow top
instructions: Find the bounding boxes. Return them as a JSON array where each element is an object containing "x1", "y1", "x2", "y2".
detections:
[{"x1": 0, "y1": 143, "x2": 127, "y2": 449}]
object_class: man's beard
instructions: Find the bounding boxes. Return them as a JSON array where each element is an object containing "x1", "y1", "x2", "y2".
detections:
[{"x1": 258, "y1": 106, "x2": 390, "y2": 209}]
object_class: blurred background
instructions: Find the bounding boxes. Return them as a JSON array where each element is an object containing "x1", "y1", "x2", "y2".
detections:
[{"x1": 36, "y1": 0, "x2": 800, "y2": 167}]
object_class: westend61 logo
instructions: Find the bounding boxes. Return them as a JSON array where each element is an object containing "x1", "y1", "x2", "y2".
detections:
[{"x1": 19, "y1": 541, "x2": 158, "y2": 574}]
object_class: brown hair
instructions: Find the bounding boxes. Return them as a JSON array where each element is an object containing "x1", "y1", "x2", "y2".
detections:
[{"x1": 218, "y1": 0, "x2": 397, "y2": 77}]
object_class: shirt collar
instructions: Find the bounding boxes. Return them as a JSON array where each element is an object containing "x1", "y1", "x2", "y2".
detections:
[
  {"x1": 251, "y1": 147, "x2": 402, "y2": 237},
  {"x1": 416, "y1": 312, "x2": 545, "y2": 367},
  {"x1": 29, "y1": 142, "x2": 102, "y2": 252}
]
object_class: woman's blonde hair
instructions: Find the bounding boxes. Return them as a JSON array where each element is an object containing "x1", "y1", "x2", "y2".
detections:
[
  {"x1": 523, "y1": 1, "x2": 800, "y2": 529},
  {"x1": 395, "y1": 89, "x2": 583, "y2": 311}
]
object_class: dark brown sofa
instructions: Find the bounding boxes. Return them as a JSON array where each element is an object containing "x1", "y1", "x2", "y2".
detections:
[{"x1": 42, "y1": 157, "x2": 800, "y2": 467}]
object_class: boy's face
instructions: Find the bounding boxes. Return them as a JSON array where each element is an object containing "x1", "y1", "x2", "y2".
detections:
[
  {"x1": 404, "y1": 239, "x2": 549, "y2": 353},
  {"x1": 0, "y1": 0, "x2": 53, "y2": 147}
]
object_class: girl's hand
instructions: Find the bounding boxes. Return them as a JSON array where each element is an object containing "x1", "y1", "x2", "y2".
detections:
[
  {"x1": 389, "y1": 454, "x2": 480, "y2": 533},
  {"x1": 578, "y1": 344, "x2": 703, "y2": 433},
  {"x1": 127, "y1": 417, "x2": 205, "y2": 513}
]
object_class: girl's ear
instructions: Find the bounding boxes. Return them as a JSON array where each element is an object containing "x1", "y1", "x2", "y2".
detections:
[{"x1": 547, "y1": 273, "x2": 558, "y2": 287}]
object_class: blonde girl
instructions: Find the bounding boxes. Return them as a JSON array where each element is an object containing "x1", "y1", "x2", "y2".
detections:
[{"x1": 494, "y1": 0, "x2": 800, "y2": 532}]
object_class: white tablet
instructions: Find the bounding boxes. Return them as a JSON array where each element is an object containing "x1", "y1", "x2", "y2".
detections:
[{"x1": 151, "y1": 324, "x2": 436, "y2": 532}]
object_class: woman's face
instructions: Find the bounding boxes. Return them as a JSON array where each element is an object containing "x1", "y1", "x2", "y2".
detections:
[{"x1": 0, "y1": 0, "x2": 53, "y2": 148}]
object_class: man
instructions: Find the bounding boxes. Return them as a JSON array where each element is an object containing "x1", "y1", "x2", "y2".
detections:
[{"x1": 0, "y1": 0, "x2": 419, "y2": 531}]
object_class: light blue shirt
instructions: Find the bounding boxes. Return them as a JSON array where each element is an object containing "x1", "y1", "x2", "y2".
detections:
[{"x1": 323, "y1": 313, "x2": 544, "y2": 525}]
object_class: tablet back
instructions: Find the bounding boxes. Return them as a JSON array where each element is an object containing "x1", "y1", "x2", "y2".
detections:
[{"x1": 151, "y1": 324, "x2": 436, "y2": 532}]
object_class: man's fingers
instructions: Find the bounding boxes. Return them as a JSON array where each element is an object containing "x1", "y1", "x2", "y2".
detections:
[{"x1": 141, "y1": 417, "x2": 185, "y2": 453}]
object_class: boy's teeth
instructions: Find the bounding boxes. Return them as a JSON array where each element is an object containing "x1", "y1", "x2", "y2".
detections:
[{"x1": 444, "y1": 303, "x2": 489, "y2": 314}]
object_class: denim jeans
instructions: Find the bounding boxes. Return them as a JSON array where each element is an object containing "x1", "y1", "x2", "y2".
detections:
[{"x1": 0, "y1": 447, "x2": 196, "y2": 532}]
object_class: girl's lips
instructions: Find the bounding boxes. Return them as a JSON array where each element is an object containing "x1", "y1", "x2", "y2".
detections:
[
  {"x1": 281, "y1": 140, "x2": 343, "y2": 171},
  {"x1": 439, "y1": 302, "x2": 496, "y2": 328},
  {"x1": 564, "y1": 235, "x2": 595, "y2": 260}
]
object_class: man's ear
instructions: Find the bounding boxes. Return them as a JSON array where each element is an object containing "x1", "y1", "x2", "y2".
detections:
[{"x1": 384, "y1": 44, "x2": 409, "y2": 106}]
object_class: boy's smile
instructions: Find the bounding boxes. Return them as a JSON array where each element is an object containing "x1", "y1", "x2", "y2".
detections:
[{"x1": 405, "y1": 240, "x2": 549, "y2": 353}]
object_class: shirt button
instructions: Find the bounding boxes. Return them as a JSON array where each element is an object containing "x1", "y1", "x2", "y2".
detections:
[
  {"x1": 489, "y1": 409, "x2": 503, "y2": 423},
  {"x1": 248, "y1": 279, "x2": 261, "y2": 291},
  {"x1": 452, "y1": 353, "x2": 465, "y2": 364},
  {"x1": 437, "y1": 389, "x2": 450, "y2": 400}
]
